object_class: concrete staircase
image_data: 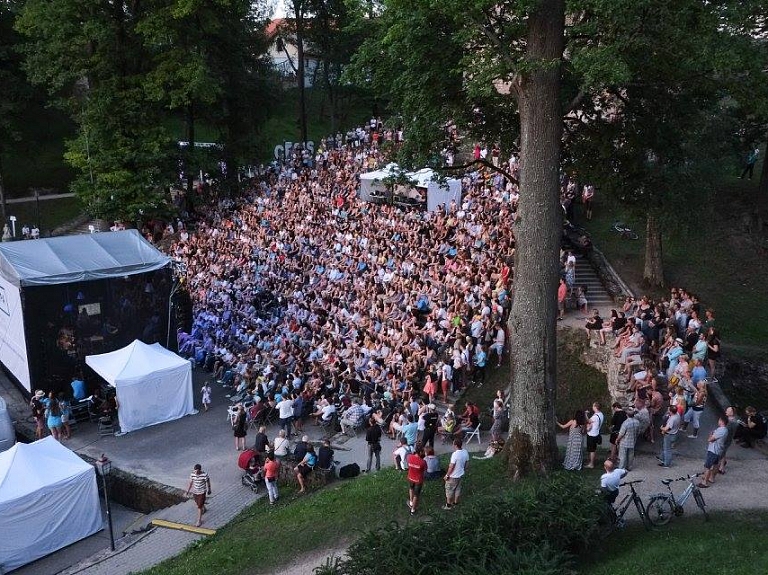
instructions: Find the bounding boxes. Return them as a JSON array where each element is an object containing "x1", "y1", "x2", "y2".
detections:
[{"x1": 575, "y1": 254, "x2": 615, "y2": 310}]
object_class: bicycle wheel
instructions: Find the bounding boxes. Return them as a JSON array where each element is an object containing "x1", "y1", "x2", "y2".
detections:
[
  {"x1": 646, "y1": 495, "x2": 675, "y2": 526},
  {"x1": 693, "y1": 488, "x2": 709, "y2": 522},
  {"x1": 634, "y1": 494, "x2": 652, "y2": 530},
  {"x1": 625, "y1": 230, "x2": 639, "y2": 240}
]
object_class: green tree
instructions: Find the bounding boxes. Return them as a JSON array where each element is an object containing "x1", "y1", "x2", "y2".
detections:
[{"x1": 16, "y1": 0, "x2": 175, "y2": 222}]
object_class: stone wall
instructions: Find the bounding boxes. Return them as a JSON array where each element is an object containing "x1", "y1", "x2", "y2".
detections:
[
  {"x1": 584, "y1": 247, "x2": 634, "y2": 302},
  {"x1": 580, "y1": 341, "x2": 632, "y2": 407}
]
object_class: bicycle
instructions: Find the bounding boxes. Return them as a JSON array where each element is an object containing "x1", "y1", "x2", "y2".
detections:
[
  {"x1": 611, "y1": 221, "x2": 639, "y2": 240},
  {"x1": 645, "y1": 473, "x2": 709, "y2": 526},
  {"x1": 599, "y1": 479, "x2": 650, "y2": 535}
]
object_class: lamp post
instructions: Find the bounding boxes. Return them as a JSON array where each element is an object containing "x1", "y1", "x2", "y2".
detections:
[
  {"x1": 9, "y1": 215, "x2": 15, "y2": 238},
  {"x1": 94, "y1": 454, "x2": 115, "y2": 551}
]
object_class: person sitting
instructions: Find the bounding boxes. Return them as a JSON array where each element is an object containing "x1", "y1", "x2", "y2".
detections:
[
  {"x1": 294, "y1": 445, "x2": 317, "y2": 493},
  {"x1": 71, "y1": 374, "x2": 87, "y2": 401},
  {"x1": 272, "y1": 429, "x2": 291, "y2": 460},
  {"x1": 735, "y1": 407, "x2": 767, "y2": 448},
  {"x1": 292, "y1": 435, "x2": 310, "y2": 462},
  {"x1": 340, "y1": 398, "x2": 365, "y2": 434},
  {"x1": 454, "y1": 402, "x2": 479, "y2": 438},
  {"x1": 585, "y1": 309, "x2": 603, "y2": 342},
  {"x1": 392, "y1": 437, "x2": 410, "y2": 471},
  {"x1": 317, "y1": 439, "x2": 335, "y2": 471},
  {"x1": 424, "y1": 446, "x2": 442, "y2": 479}
]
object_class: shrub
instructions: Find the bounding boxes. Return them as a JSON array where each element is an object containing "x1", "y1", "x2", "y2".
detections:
[{"x1": 327, "y1": 473, "x2": 604, "y2": 575}]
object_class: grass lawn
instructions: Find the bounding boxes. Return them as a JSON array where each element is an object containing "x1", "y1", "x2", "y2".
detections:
[
  {"x1": 582, "y1": 179, "x2": 768, "y2": 354},
  {"x1": 143, "y1": 456, "x2": 509, "y2": 575},
  {"x1": 580, "y1": 511, "x2": 768, "y2": 575}
]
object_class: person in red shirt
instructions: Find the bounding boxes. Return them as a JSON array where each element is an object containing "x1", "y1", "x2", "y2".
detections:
[
  {"x1": 406, "y1": 444, "x2": 427, "y2": 515},
  {"x1": 263, "y1": 452, "x2": 281, "y2": 505}
]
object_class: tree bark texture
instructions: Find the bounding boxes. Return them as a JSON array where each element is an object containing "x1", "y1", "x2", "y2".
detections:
[
  {"x1": 643, "y1": 213, "x2": 664, "y2": 288},
  {"x1": 295, "y1": 1, "x2": 308, "y2": 145},
  {"x1": 505, "y1": 0, "x2": 565, "y2": 478}
]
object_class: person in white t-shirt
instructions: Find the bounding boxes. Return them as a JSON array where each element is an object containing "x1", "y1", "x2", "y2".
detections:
[
  {"x1": 586, "y1": 402, "x2": 604, "y2": 469},
  {"x1": 276, "y1": 396, "x2": 295, "y2": 433},
  {"x1": 443, "y1": 438, "x2": 469, "y2": 510},
  {"x1": 600, "y1": 460, "x2": 627, "y2": 505}
]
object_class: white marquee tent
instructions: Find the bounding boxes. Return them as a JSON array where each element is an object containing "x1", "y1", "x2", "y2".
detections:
[
  {"x1": 358, "y1": 164, "x2": 461, "y2": 212},
  {"x1": 85, "y1": 340, "x2": 195, "y2": 434},
  {"x1": 0, "y1": 437, "x2": 102, "y2": 572}
]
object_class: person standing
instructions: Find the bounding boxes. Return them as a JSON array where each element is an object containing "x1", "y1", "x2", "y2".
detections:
[
  {"x1": 740, "y1": 148, "x2": 759, "y2": 179},
  {"x1": 558, "y1": 410, "x2": 586, "y2": 471},
  {"x1": 616, "y1": 408, "x2": 640, "y2": 471},
  {"x1": 422, "y1": 404, "x2": 439, "y2": 448},
  {"x1": 608, "y1": 403, "x2": 628, "y2": 462},
  {"x1": 658, "y1": 405, "x2": 681, "y2": 468},
  {"x1": 585, "y1": 402, "x2": 604, "y2": 469},
  {"x1": 45, "y1": 391, "x2": 63, "y2": 441},
  {"x1": 201, "y1": 382, "x2": 212, "y2": 413},
  {"x1": 186, "y1": 463, "x2": 211, "y2": 527},
  {"x1": 276, "y1": 394, "x2": 294, "y2": 434},
  {"x1": 406, "y1": 444, "x2": 427, "y2": 515},
  {"x1": 698, "y1": 416, "x2": 728, "y2": 488},
  {"x1": 233, "y1": 404, "x2": 247, "y2": 451},
  {"x1": 718, "y1": 406, "x2": 739, "y2": 475},
  {"x1": 30, "y1": 390, "x2": 46, "y2": 439},
  {"x1": 443, "y1": 438, "x2": 469, "y2": 510},
  {"x1": 263, "y1": 452, "x2": 281, "y2": 504},
  {"x1": 365, "y1": 416, "x2": 382, "y2": 472},
  {"x1": 557, "y1": 278, "x2": 568, "y2": 321}
]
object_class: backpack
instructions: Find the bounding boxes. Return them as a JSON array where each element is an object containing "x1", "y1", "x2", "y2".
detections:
[{"x1": 338, "y1": 463, "x2": 360, "y2": 479}]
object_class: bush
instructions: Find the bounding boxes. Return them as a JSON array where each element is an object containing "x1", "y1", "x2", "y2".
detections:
[{"x1": 325, "y1": 473, "x2": 604, "y2": 575}]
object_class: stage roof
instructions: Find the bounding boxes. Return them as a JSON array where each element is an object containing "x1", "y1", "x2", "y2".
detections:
[{"x1": 0, "y1": 229, "x2": 171, "y2": 287}]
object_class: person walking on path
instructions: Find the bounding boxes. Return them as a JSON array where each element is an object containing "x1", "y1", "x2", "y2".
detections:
[
  {"x1": 698, "y1": 416, "x2": 728, "y2": 488},
  {"x1": 658, "y1": 405, "x2": 681, "y2": 468},
  {"x1": 585, "y1": 402, "x2": 604, "y2": 469},
  {"x1": 201, "y1": 382, "x2": 212, "y2": 413},
  {"x1": 443, "y1": 438, "x2": 469, "y2": 510},
  {"x1": 558, "y1": 410, "x2": 586, "y2": 471},
  {"x1": 740, "y1": 148, "x2": 759, "y2": 179},
  {"x1": 406, "y1": 444, "x2": 427, "y2": 515},
  {"x1": 186, "y1": 464, "x2": 212, "y2": 527},
  {"x1": 616, "y1": 408, "x2": 640, "y2": 471},
  {"x1": 263, "y1": 452, "x2": 281, "y2": 504}
]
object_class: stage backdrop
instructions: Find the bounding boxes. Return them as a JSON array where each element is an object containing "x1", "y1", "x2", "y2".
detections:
[{"x1": 0, "y1": 230, "x2": 171, "y2": 394}]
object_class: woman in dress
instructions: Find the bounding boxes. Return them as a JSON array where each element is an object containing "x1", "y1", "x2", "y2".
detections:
[
  {"x1": 45, "y1": 391, "x2": 63, "y2": 441},
  {"x1": 490, "y1": 398, "x2": 506, "y2": 442},
  {"x1": 558, "y1": 410, "x2": 587, "y2": 471},
  {"x1": 233, "y1": 404, "x2": 248, "y2": 450},
  {"x1": 422, "y1": 369, "x2": 437, "y2": 404},
  {"x1": 201, "y1": 382, "x2": 212, "y2": 412}
]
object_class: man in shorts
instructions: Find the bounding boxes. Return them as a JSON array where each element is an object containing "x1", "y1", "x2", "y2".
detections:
[
  {"x1": 443, "y1": 438, "x2": 469, "y2": 510},
  {"x1": 406, "y1": 444, "x2": 427, "y2": 515},
  {"x1": 699, "y1": 416, "x2": 728, "y2": 488},
  {"x1": 186, "y1": 464, "x2": 212, "y2": 527}
]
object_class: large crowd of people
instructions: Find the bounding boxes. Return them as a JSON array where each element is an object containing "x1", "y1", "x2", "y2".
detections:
[{"x1": 169, "y1": 124, "x2": 523, "y2": 427}]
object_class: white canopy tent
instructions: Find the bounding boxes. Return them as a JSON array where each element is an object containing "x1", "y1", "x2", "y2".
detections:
[
  {"x1": 358, "y1": 164, "x2": 461, "y2": 212},
  {"x1": 85, "y1": 340, "x2": 195, "y2": 434},
  {"x1": 0, "y1": 437, "x2": 102, "y2": 572}
]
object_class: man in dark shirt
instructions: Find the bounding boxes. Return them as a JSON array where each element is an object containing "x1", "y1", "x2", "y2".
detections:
[
  {"x1": 293, "y1": 435, "x2": 310, "y2": 462},
  {"x1": 365, "y1": 416, "x2": 383, "y2": 472},
  {"x1": 252, "y1": 426, "x2": 269, "y2": 455},
  {"x1": 422, "y1": 404, "x2": 439, "y2": 448},
  {"x1": 317, "y1": 439, "x2": 335, "y2": 470}
]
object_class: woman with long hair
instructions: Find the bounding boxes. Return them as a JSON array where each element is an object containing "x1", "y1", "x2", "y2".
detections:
[
  {"x1": 45, "y1": 391, "x2": 63, "y2": 441},
  {"x1": 558, "y1": 410, "x2": 587, "y2": 471}
]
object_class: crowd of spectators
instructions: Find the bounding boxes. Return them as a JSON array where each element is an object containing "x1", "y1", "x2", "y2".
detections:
[{"x1": 169, "y1": 122, "x2": 521, "y2": 444}]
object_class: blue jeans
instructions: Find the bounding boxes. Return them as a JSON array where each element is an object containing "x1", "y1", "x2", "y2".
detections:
[{"x1": 662, "y1": 432, "x2": 678, "y2": 466}]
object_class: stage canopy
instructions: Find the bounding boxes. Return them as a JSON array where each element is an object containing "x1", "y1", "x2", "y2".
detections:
[
  {"x1": 358, "y1": 164, "x2": 461, "y2": 212},
  {"x1": 0, "y1": 229, "x2": 170, "y2": 287},
  {"x1": 85, "y1": 340, "x2": 195, "y2": 434},
  {"x1": 0, "y1": 437, "x2": 102, "y2": 572}
]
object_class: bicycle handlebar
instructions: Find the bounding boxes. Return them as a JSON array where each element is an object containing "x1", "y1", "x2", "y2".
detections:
[
  {"x1": 662, "y1": 472, "x2": 703, "y2": 483},
  {"x1": 620, "y1": 480, "x2": 643, "y2": 486}
]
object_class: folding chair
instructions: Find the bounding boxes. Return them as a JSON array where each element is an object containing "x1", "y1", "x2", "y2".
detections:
[
  {"x1": 226, "y1": 405, "x2": 239, "y2": 426},
  {"x1": 464, "y1": 423, "x2": 482, "y2": 445},
  {"x1": 98, "y1": 416, "x2": 115, "y2": 437}
]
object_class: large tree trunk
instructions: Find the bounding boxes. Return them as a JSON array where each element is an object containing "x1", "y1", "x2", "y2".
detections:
[
  {"x1": 504, "y1": 0, "x2": 565, "y2": 479},
  {"x1": 643, "y1": 213, "x2": 664, "y2": 288},
  {"x1": 295, "y1": 3, "x2": 308, "y2": 145}
]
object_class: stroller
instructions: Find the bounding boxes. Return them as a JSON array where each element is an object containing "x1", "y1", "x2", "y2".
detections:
[{"x1": 238, "y1": 449, "x2": 264, "y2": 493}]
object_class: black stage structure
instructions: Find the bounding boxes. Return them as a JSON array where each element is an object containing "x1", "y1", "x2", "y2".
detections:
[{"x1": 0, "y1": 230, "x2": 172, "y2": 396}]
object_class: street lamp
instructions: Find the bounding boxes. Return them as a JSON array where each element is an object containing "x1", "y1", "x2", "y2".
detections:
[
  {"x1": 9, "y1": 215, "x2": 15, "y2": 238},
  {"x1": 94, "y1": 454, "x2": 116, "y2": 551}
]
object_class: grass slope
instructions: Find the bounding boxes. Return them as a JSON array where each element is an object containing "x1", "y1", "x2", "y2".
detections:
[
  {"x1": 580, "y1": 511, "x2": 768, "y2": 575},
  {"x1": 582, "y1": 179, "x2": 768, "y2": 352}
]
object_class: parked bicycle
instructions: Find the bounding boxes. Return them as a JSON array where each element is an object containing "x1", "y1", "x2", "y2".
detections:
[
  {"x1": 645, "y1": 473, "x2": 709, "y2": 526},
  {"x1": 599, "y1": 479, "x2": 650, "y2": 535},
  {"x1": 611, "y1": 221, "x2": 639, "y2": 240}
]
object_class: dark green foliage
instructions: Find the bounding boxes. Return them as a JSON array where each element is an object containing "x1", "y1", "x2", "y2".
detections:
[{"x1": 330, "y1": 473, "x2": 604, "y2": 575}]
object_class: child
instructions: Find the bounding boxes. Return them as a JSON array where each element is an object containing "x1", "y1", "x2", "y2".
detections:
[
  {"x1": 577, "y1": 286, "x2": 588, "y2": 314},
  {"x1": 201, "y1": 381, "x2": 212, "y2": 412}
]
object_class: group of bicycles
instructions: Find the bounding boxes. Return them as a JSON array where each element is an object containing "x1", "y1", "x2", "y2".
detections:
[{"x1": 601, "y1": 472, "x2": 709, "y2": 536}]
